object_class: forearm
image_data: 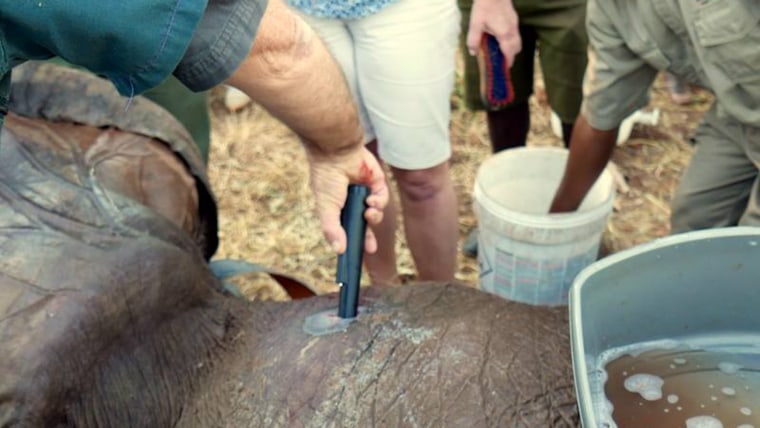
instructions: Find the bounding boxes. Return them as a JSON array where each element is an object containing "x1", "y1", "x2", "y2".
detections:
[
  {"x1": 550, "y1": 115, "x2": 617, "y2": 212},
  {"x1": 225, "y1": 0, "x2": 363, "y2": 157}
]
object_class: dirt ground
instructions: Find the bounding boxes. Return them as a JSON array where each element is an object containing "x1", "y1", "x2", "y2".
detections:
[{"x1": 206, "y1": 62, "x2": 712, "y2": 300}]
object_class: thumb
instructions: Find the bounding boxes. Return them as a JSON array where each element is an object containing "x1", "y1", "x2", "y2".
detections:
[
  {"x1": 496, "y1": 32, "x2": 521, "y2": 68},
  {"x1": 466, "y1": 24, "x2": 484, "y2": 56},
  {"x1": 321, "y1": 204, "x2": 347, "y2": 254},
  {"x1": 313, "y1": 180, "x2": 348, "y2": 254}
]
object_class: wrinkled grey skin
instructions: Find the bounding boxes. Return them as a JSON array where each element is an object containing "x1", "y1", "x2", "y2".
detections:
[{"x1": 0, "y1": 63, "x2": 579, "y2": 428}]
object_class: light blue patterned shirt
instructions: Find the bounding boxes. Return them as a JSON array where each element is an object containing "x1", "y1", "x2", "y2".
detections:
[{"x1": 288, "y1": 0, "x2": 400, "y2": 19}]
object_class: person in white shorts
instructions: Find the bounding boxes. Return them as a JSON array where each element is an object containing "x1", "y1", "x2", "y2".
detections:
[{"x1": 287, "y1": 0, "x2": 462, "y2": 284}]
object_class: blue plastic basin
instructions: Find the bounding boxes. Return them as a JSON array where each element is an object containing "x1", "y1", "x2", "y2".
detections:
[{"x1": 569, "y1": 227, "x2": 760, "y2": 427}]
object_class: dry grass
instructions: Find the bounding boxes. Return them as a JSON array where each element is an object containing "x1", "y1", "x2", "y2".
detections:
[{"x1": 206, "y1": 59, "x2": 712, "y2": 300}]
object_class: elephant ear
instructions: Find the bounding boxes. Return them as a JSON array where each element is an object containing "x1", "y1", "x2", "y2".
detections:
[
  {"x1": 0, "y1": 65, "x2": 244, "y2": 427},
  {"x1": 8, "y1": 61, "x2": 219, "y2": 259}
]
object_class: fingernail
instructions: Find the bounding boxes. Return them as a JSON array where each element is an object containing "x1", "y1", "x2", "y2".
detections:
[{"x1": 331, "y1": 240, "x2": 341, "y2": 252}]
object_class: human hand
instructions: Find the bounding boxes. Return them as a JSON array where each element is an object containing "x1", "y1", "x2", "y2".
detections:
[
  {"x1": 549, "y1": 117, "x2": 618, "y2": 213},
  {"x1": 549, "y1": 192, "x2": 582, "y2": 214},
  {"x1": 306, "y1": 145, "x2": 389, "y2": 255},
  {"x1": 466, "y1": 0, "x2": 521, "y2": 67}
]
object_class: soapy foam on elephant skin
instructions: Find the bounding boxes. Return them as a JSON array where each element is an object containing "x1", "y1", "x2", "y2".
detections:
[{"x1": 589, "y1": 335, "x2": 760, "y2": 428}]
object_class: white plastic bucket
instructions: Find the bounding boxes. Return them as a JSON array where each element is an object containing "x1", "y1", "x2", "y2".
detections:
[{"x1": 473, "y1": 147, "x2": 615, "y2": 306}]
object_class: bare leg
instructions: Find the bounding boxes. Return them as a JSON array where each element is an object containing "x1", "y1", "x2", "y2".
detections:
[
  {"x1": 362, "y1": 141, "x2": 400, "y2": 285},
  {"x1": 392, "y1": 161, "x2": 458, "y2": 282}
]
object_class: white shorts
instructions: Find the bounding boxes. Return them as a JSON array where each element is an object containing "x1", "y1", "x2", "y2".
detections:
[{"x1": 295, "y1": 0, "x2": 461, "y2": 170}]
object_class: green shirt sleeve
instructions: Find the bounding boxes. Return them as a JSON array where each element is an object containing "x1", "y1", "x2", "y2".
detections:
[
  {"x1": 175, "y1": 0, "x2": 269, "y2": 92},
  {"x1": 0, "y1": 0, "x2": 207, "y2": 97},
  {"x1": 581, "y1": 0, "x2": 658, "y2": 131}
]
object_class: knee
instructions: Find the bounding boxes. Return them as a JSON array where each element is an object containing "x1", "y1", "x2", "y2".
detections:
[
  {"x1": 669, "y1": 188, "x2": 739, "y2": 234},
  {"x1": 393, "y1": 163, "x2": 450, "y2": 203},
  {"x1": 670, "y1": 182, "x2": 717, "y2": 234},
  {"x1": 669, "y1": 191, "x2": 693, "y2": 234}
]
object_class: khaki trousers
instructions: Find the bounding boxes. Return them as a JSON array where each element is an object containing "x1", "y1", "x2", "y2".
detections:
[{"x1": 671, "y1": 104, "x2": 760, "y2": 232}]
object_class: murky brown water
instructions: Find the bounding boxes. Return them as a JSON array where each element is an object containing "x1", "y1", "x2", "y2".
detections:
[{"x1": 603, "y1": 345, "x2": 759, "y2": 427}]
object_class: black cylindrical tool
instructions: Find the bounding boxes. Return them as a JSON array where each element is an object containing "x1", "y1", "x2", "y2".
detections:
[{"x1": 337, "y1": 184, "x2": 369, "y2": 318}]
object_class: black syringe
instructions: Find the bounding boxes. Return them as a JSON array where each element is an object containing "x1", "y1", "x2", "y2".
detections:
[{"x1": 336, "y1": 184, "x2": 369, "y2": 318}]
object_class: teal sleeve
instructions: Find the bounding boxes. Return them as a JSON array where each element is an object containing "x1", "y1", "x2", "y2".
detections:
[
  {"x1": 0, "y1": 0, "x2": 207, "y2": 97},
  {"x1": 175, "y1": 0, "x2": 268, "y2": 91}
]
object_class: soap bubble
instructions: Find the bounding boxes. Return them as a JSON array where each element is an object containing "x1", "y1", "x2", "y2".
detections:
[
  {"x1": 717, "y1": 362, "x2": 742, "y2": 375},
  {"x1": 685, "y1": 415, "x2": 723, "y2": 428},
  {"x1": 623, "y1": 374, "x2": 664, "y2": 401}
]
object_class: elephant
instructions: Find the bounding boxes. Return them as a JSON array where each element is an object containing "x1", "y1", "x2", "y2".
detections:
[{"x1": 0, "y1": 63, "x2": 579, "y2": 427}]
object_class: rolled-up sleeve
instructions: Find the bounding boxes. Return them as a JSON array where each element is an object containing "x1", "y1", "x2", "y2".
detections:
[
  {"x1": 581, "y1": 0, "x2": 658, "y2": 131},
  {"x1": 1, "y1": 0, "x2": 208, "y2": 97},
  {"x1": 174, "y1": 0, "x2": 269, "y2": 91}
]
